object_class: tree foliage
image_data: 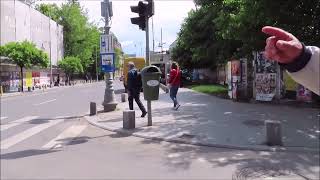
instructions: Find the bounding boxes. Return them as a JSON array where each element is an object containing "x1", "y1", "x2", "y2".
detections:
[
  {"x1": 0, "y1": 41, "x2": 49, "y2": 91},
  {"x1": 172, "y1": 0, "x2": 320, "y2": 69},
  {"x1": 114, "y1": 47, "x2": 123, "y2": 70},
  {"x1": 36, "y1": 2, "x2": 101, "y2": 74},
  {"x1": 0, "y1": 41, "x2": 49, "y2": 69},
  {"x1": 58, "y1": 56, "x2": 83, "y2": 76}
]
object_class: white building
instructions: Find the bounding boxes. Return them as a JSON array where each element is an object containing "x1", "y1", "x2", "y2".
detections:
[{"x1": 0, "y1": 0, "x2": 64, "y2": 92}]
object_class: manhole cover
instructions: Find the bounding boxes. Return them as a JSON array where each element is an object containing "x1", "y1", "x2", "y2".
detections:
[
  {"x1": 232, "y1": 165, "x2": 304, "y2": 180},
  {"x1": 243, "y1": 120, "x2": 264, "y2": 127}
]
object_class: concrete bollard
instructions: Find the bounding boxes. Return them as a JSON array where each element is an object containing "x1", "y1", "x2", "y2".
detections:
[
  {"x1": 265, "y1": 120, "x2": 282, "y2": 146},
  {"x1": 121, "y1": 93, "x2": 127, "y2": 102},
  {"x1": 90, "y1": 102, "x2": 97, "y2": 116},
  {"x1": 123, "y1": 110, "x2": 135, "y2": 129}
]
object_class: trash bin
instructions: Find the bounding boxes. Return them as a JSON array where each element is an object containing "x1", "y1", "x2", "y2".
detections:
[{"x1": 141, "y1": 66, "x2": 162, "y2": 101}]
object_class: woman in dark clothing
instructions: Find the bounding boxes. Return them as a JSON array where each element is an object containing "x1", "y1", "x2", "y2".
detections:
[{"x1": 168, "y1": 62, "x2": 181, "y2": 110}]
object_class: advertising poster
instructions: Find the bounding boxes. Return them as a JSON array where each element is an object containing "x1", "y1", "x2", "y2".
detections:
[
  {"x1": 227, "y1": 61, "x2": 232, "y2": 98},
  {"x1": 26, "y1": 72, "x2": 32, "y2": 87},
  {"x1": 255, "y1": 52, "x2": 277, "y2": 101},
  {"x1": 231, "y1": 60, "x2": 241, "y2": 99},
  {"x1": 297, "y1": 84, "x2": 312, "y2": 102},
  {"x1": 32, "y1": 71, "x2": 40, "y2": 87},
  {"x1": 9, "y1": 72, "x2": 20, "y2": 92},
  {"x1": 101, "y1": 53, "x2": 115, "y2": 72},
  {"x1": 40, "y1": 72, "x2": 49, "y2": 85}
]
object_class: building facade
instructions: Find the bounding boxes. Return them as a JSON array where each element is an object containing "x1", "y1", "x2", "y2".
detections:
[{"x1": 0, "y1": 0, "x2": 64, "y2": 92}]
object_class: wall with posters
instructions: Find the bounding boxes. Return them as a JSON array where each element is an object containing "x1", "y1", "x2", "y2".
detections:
[{"x1": 254, "y1": 52, "x2": 278, "y2": 101}]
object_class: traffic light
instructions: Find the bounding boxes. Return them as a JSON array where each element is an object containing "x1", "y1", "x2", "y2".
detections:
[{"x1": 130, "y1": 0, "x2": 154, "y2": 31}]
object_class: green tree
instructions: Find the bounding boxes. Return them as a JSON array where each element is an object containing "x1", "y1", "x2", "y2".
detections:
[
  {"x1": 175, "y1": 0, "x2": 320, "y2": 70},
  {"x1": 114, "y1": 47, "x2": 123, "y2": 70},
  {"x1": 0, "y1": 41, "x2": 49, "y2": 92},
  {"x1": 58, "y1": 56, "x2": 83, "y2": 84},
  {"x1": 36, "y1": 2, "x2": 101, "y2": 75}
]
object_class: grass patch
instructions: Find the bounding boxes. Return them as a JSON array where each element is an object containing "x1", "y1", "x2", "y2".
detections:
[{"x1": 191, "y1": 84, "x2": 227, "y2": 95}]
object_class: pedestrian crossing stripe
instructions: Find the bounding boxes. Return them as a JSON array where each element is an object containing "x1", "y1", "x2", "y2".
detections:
[
  {"x1": 42, "y1": 125, "x2": 87, "y2": 149},
  {"x1": 0, "y1": 116, "x2": 39, "y2": 132},
  {"x1": 1, "y1": 119, "x2": 64, "y2": 149}
]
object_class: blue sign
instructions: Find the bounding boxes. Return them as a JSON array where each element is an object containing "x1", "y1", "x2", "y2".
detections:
[{"x1": 101, "y1": 53, "x2": 115, "y2": 72}]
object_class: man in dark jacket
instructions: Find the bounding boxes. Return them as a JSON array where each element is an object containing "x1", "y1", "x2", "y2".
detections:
[{"x1": 127, "y1": 62, "x2": 147, "y2": 117}]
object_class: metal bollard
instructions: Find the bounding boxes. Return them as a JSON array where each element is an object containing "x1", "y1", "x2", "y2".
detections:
[
  {"x1": 121, "y1": 93, "x2": 127, "y2": 102},
  {"x1": 123, "y1": 110, "x2": 135, "y2": 129},
  {"x1": 90, "y1": 102, "x2": 97, "y2": 116},
  {"x1": 265, "y1": 120, "x2": 282, "y2": 146}
]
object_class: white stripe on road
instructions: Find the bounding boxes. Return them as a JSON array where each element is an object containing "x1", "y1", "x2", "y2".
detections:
[
  {"x1": 33, "y1": 99, "x2": 56, "y2": 106},
  {"x1": 42, "y1": 125, "x2": 87, "y2": 149},
  {"x1": 0, "y1": 116, "x2": 39, "y2": 131},
  {"x1": 1, "y1": 119, "x2": 64, "y2": 149},
  {"x1": 0, "y1": 117, "x2": 8, "y2": 120}
]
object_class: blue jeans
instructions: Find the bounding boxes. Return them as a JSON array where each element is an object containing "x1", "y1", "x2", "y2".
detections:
[{"x1": 170, "y1": 86, "x2": 179, "y2": 107}]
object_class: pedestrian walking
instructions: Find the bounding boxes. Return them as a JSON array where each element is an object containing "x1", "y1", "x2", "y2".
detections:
[
  {"x1": 168, "y1": 62, "x2": 181, "y2": 110},
  {"x1": 127, "y1": 62, "x2": 147, "y2": 117}
]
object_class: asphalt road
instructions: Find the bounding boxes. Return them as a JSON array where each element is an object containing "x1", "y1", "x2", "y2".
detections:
[{"x1": 0, "y1": 81, "x2": 319, "y2": 179}]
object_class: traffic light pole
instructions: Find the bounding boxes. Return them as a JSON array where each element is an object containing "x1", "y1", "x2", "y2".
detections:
[{"x1": 145, "y1": 17, "x2": 152, "y2": 126}]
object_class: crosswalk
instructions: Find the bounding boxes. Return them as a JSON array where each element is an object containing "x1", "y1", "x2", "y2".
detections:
[{"x1": 0, "y1": 116, "x2": 88, "y2": 150}]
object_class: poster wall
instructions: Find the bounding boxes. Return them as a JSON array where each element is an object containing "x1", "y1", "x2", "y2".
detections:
[
  {"x1": 255, "y1": 52, "x2": 277, "y2": 101},
  {"x1": 231, "y1": 60, "x2": 241, "y2": 99},
  {"x1": 227, "y1": 61, "x2": 232, "y2": 98}
]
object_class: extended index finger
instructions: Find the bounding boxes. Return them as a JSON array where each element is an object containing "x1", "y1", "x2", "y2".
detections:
[{"x1": 262, "y1": 26, "x2": 292, "y2": 41}]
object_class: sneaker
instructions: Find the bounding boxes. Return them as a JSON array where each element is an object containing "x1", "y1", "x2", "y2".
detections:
[
  {"x1": 141, "y1": 111, "x2": 147, "y2": 118},
  {"x1": 174, "y1": 104, "x2": 181, "y2": 110}
]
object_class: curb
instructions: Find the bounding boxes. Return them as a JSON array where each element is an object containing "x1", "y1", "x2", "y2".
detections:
[
  {"x1": 85, "y1": 115, "x2": 319, "y2": 154},
  {"x1": 0, "y1": 82, "x2": 103, "y2": 99}
]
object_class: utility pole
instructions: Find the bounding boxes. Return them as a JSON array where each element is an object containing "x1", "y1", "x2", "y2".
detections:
[
  {"x1": 102, "y1": 0, "x2": 117, "y2": 112},
  {"x1": 95, "y1": 46, "x2": 98, "y2": 81}
]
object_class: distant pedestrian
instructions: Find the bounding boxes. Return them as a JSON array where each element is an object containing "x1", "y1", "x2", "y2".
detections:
[
  {"x1": 127, "y1": 62, "x2": 147, "y2": 117},
  {"x1": 168, "y1": 62, "x2": 181, "y2": 110},
  {"x1": 85, "y1": 74, "x2": 88, "y2": 83},
  {"x1": 57, "y1": 75, "x2": 60, "y2": 86}
]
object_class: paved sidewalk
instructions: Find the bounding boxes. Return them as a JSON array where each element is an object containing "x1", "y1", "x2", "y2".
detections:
[{"x1": 86, "y1": 88, "x2": 320, "y2": 153}]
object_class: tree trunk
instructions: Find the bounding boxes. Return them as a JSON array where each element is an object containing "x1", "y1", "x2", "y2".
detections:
[{"x1": 20, "y1": 66, "x2": 23, "y2": 92}]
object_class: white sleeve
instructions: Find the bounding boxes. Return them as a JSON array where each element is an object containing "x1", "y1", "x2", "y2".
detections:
[{"x1": 289, "y1": 46, "x2": 320, "y2": 95}]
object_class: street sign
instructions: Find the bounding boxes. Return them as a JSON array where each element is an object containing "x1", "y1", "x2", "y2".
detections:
[
  {"x1": 100, "y1": 34, "x2": 114, "y2": 53},
  {"x1": 101, "y1": 53, "x2": 115, "y2": 72}
]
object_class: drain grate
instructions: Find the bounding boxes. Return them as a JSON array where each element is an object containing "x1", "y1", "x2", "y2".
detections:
[{"x1": 232, "y1": 165, "x2": 303, "y2": 180}]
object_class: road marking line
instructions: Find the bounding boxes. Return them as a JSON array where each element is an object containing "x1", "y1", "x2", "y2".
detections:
[
  {"x1": 0, "y1": 117, "x2": 8, "y2": 120},
  {"x1": 1, "y1": 119, "x2": 64, "y2": 149},
  {"x1": 0, "y1": 116, "x2": 39, "y2": 131},
  {"x1": 42, "y1": 125, "x2": 87, "y2": 149},
  {"x1": 33, "y1": 99, "x2": 56, "y2": 106}
]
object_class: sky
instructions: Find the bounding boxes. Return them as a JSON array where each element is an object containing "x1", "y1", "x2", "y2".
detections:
[{"x1": 37, "y1": 0, "x2": 195, "y2": 56}]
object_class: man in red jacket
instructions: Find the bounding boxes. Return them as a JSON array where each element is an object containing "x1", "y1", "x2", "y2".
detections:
[{"x1": 168, "y1": 62, "x2": 181, "y2": 110}]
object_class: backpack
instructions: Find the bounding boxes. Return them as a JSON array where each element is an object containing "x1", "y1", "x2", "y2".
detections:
[{"x1": 136, "y1": 71, "x2": 142, "y2": 89}]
